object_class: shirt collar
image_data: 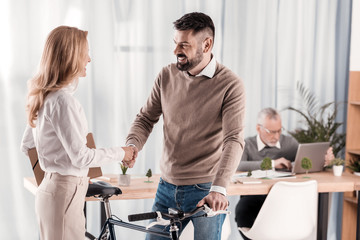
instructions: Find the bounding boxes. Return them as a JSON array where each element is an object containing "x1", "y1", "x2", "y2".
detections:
[
  {"x1": 193, "y1": 55, "x2": 216, "y2": 78},
  {"x1": 256, "y1": 134, "x2": 281, "y2": 151}
]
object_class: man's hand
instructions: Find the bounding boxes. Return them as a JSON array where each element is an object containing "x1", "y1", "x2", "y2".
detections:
[
  {"x1": 131, "y1": 145, "x2": 139, "y2": 160},
  {"x1": 197, "y1": 192, "x2": 228, "y2": 211},
  {"x1": 121, "y1": 146, "x2": 137, "y2": 168},
  {"x1": 274, "y1": 157, "x2": 292, "y2": 170},
  {"x1": 324, "y1": 147, "x2": 335, "y2": 166}
]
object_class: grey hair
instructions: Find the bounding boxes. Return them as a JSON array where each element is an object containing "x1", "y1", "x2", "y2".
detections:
[{"x1": 257, "y1": 108, "x2": 280, "y2": 125}]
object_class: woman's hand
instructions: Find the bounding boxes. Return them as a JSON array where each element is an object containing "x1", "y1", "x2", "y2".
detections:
[{"x1": 121, "y1": 146, "x2": 137, "y2": 168}]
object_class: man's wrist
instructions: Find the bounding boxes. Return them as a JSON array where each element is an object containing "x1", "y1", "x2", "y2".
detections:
[{"x1": 210, "y1": 185, "x2": 227, "y2": 196}]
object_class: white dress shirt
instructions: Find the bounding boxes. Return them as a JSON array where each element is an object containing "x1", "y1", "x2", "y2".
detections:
[
  {"x1": 195, "y1": 55, "x2": 217, "y2": 78},
  {"x1": 21, "y1": 87, "x2": 125, "y2": 177}
]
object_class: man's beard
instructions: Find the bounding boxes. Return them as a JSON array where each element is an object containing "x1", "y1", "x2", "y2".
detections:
[
  {"x1": 266, "y1": 140, "x2": 278, "y2": 147},
  {"x1": 266, "y1": 142, "x2": 277, "y2": 147},
  {"x1": 176, "y1": 48, "x2": 203, "y2": 72}
]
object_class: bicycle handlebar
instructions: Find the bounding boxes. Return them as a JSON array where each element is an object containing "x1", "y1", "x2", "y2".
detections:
[
  {"x1": 128, "y1": 204, "x2": 228, "y2": 223},
  {"x1": 128, "y1": 211, "x2": 159, "y2": 222},
  {"x1": 128, "y1": 205, "x2": 207, "y2": 222}
]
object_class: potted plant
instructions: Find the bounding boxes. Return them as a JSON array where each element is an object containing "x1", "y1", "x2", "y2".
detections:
[
  {"x1": 286, "y1": 82, "x2": 346, "y2": 157},
  {"x1": 260, "y1": 157, "x2": 272, "y2": 178},
  {"x1": 330, "y1": 158, "x2": 345, "y2": 176},
  {"x1": 118, "y1": 163, "x2": 131, "y2": 186},
  {"x1": 347, "y1": 158, "x2": 360, "y2": 176},
  {"x1": 301, "y1": 157, "x2": 312, "y2": 177},
  {"x1": 145, "y1": 168, "x2": 153, "y2": 183}
]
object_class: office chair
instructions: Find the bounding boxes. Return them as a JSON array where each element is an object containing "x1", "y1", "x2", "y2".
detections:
[{"x1": 239, "y1": 180, "x2": 318, "y2": 240}]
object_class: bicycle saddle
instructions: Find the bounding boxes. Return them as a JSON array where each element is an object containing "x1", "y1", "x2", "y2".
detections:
[{"x1": 86, "y1": 181, "x2": 122, "y2": 198}]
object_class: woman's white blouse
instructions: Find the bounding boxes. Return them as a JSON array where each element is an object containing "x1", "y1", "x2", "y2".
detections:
[{"x1": 21, "y1": 89, "x2": 125, "y2": 177}]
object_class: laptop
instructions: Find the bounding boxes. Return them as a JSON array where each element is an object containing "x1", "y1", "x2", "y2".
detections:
[{"x1": 291, "y1": 142, "x2": 330, "y2": 174}]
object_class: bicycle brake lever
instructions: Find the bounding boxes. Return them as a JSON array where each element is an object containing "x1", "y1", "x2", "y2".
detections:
[
  {"x1": 203, "y1": 204, "x2": 231, "y2": 217},
  {"x1": 145, "y1": 211, "x2": 170, "y2": 229}
]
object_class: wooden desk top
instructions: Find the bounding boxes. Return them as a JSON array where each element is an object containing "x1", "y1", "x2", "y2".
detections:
[
  {"x1": 24, "y1": 171, "x2": 360, "y2": 202},
  {"x1": 228, "y1": 171, "x2": 360, "y2": 196}
]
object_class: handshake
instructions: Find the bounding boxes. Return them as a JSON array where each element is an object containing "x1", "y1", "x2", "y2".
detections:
[{"x1": 121, "y1": 145, "x2": 138, "y2": 168}]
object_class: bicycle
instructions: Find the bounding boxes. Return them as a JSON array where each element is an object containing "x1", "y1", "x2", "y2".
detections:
[{"x1": 85, "y1": 181, "x2": 230, "y2": 240}]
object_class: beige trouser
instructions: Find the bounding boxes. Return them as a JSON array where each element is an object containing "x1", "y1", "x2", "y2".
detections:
[{"x1": 35, "y1": 172, "x2": 89, "y2": 240}]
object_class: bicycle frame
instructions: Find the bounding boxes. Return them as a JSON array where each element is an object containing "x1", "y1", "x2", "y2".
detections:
[
  {"x1": 85, "y1": 182, "x2": 228, "y2": 240},
  {"x1": 97, "y1": 217, "x2": 171, "y2": 240},
  {"x1": 87, "y1": 197, "x2": 172, "y2": 240}
]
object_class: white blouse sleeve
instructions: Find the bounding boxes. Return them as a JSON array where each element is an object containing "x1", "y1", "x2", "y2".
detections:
[
  {"x1": 20, "y1": 124, "x2": 35, "y2": 156},
  {"x1": 50, "y1": 95, "x2": 125, "y2": 168}
]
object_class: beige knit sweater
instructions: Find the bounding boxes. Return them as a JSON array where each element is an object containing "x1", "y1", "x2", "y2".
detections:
[{"x1": 126, "y1": 62, "x2": 245, "y2": 188}]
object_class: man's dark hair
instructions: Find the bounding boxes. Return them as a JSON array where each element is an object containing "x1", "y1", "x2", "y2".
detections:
[{"x1": 173, "y1": 12, "x2": 215, "y2": 40}]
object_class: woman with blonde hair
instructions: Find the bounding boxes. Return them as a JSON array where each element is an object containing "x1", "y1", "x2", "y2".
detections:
[{"x1": 21, "y1": 26, "x2": 135, "y2": 239}]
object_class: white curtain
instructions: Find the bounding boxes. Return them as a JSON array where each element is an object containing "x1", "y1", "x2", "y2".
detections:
[{"x1": 0, "y1": 0, "x2": 351, "y2": 239}]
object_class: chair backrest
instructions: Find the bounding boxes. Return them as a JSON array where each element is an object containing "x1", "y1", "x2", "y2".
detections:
[
  {"x1": 28, "y1": 132, "x2": 102, "y2": 186},
  {"x1": 241, "y1": 180, "x2": 318, "y2": 240}
]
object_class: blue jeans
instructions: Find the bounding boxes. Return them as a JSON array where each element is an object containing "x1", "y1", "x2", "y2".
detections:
[{"x1": 145, "y1": 178, "x2": 225, "y2": 240}]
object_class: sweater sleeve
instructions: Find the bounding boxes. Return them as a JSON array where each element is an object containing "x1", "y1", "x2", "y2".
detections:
[
  {"x1": 212, "y1": 76, "x2": 246, "y2": 188},
  {"x1": 284, "y1": 135, "x2": 299, "y2": 162},
  {"x1": 126, "y1": 74, "x2": 163, "y2": 150},
  {"x1": 237, "y1": 144, "x2": 263, "y2": 171}
]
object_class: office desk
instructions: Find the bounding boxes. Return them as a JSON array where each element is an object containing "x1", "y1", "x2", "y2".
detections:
[{"x1": 24, "y1": 171, "x2": 360, "y2": 240}]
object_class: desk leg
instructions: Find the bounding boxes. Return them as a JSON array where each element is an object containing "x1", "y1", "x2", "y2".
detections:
[
  {"x1": 317, "y1": 193, "x2": 329, "y2": 240},
  {"x1": 357, "y1": 191, "x2": 360, "y2": 240}
]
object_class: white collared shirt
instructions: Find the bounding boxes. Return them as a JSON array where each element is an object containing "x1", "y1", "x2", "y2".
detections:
[
  {"x1": 194, "y1": 56, "x2": 216, "y2": 78},
  {"x1": 21, "y1": 88, "x2": 125, "y2": 177}
]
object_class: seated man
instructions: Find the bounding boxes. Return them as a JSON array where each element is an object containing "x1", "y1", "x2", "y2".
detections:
[{"x1": 235, "y1": 107, "x2": 333, "y2": 240}]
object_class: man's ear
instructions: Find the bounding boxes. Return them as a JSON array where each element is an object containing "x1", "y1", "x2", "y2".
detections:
[
  {"x1": 256, "y1": 124, "x2": 261, "y2": 134},
  {"x1": 203, "y1": 38, "x2": 213, "y2": 53}
]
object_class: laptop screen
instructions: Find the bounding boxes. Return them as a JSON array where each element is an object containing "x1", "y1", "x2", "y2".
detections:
[{"x1": 292, "y1": 142, "x2": 330, "y2": 174}]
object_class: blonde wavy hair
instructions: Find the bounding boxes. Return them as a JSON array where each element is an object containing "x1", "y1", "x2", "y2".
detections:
[{"x1": 26, "y1": 26, "x2": 88, "y2": 127}]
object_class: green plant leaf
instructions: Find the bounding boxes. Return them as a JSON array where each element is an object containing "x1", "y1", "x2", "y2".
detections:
[
  {"x1": 120, "y1": 163, "x2": 128, "y2": 175},
  {"x1": 347, "y1": 158, "x2": 360, "y2": 172},
  {"x1": 286, "y1": 81, "x2": 346, "y2": 157},
  {"x1": 301, "y1": 157, "x2": 312, "y2": 170},
  {"x1": 261, "y1": 157, "x2": 272, "y2": 170},
  {"x1": 330, "y1": 158, "x2": 345, "y2": 166},
  {"x1": 146, "y1": 168, "x2": 152, "y2": 178}
]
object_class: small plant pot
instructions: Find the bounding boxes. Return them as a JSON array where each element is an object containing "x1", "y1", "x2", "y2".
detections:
[
  {"x1": 118, "y1": 174, "x2": 131, "y2": 186},
  {"x1": 333, "y1": 165, "x2": 344, "y2": 177}
]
